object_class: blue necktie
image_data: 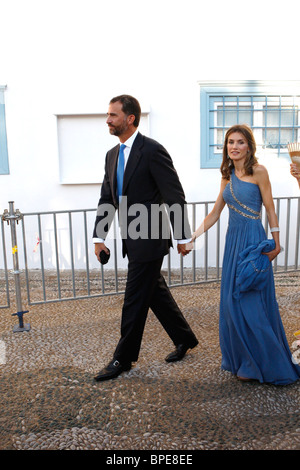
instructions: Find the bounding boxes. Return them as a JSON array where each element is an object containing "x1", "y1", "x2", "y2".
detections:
[{"x1": 117, "y1": 144, "x2": 126, "y2": 201}]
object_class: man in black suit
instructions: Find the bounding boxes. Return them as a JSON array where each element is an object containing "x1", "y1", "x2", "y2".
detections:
[{"x1": 93, "y1": 95, "x2": 198, "y2": 381}]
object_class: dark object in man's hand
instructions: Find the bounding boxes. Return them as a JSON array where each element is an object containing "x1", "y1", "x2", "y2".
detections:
[{"x1": 99, "y1": 249, "x2": 110, "y2": 265}]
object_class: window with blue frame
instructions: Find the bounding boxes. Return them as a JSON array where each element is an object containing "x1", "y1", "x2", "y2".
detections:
[
  {"x1": 200, "y1": 83, "x2": 300, "y2": 169},
  {"x1": 0, "y1": 87, "x2": 9, "y2": 175}
]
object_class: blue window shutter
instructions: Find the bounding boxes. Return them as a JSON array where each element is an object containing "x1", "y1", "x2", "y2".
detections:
[
  {"x1": 200, "y1": 88, "x2": 221, "y2": 169},
  {"x1": 0, "y1": 90, "x2": 9, "y2": 175}
]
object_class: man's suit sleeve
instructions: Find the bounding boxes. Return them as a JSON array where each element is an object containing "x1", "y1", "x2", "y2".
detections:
[
  {"x1": 93, "y1": 153, "x2": 116, "y2": 240},
  {"x1": 149, "y1": 143, "x2": 192, "y2": 240}
]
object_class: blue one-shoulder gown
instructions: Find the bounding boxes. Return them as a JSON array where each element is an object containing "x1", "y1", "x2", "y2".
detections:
[{"x1": 221, "y1": 170, "x2": 300, "y2": 385}]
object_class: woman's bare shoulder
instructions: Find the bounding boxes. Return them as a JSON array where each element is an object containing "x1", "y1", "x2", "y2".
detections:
[{"x1": 253, "y1": 164, "x2": 269, "y2": 182}]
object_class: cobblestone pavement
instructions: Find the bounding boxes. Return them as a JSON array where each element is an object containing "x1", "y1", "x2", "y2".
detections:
[{"x1": 0, "y1": 272, "x2": 299, "y2": 451}]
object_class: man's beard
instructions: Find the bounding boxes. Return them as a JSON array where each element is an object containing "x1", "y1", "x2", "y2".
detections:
[{"x1": 109, "y1": 119, "x2": 128, "y2": 137}]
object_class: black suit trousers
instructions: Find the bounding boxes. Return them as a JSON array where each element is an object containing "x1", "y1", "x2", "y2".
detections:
[{"x1": 113, "y1": 257, "x2": 198, "y2": 363}]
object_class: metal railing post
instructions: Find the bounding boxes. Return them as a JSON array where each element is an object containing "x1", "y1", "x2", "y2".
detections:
[{"x1": 1, "y1": 201, "x2": 30, "y2": 332}]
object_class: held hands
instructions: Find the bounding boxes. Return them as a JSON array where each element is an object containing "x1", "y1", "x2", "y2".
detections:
[
  {"x1": 177, "y1": 242, "x2": 194, "y2": 256},
  {"x1": 177, "y1": 236, "x2": 196, "y2": 256}
]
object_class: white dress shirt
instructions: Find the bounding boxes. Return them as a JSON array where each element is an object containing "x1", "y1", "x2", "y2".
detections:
[
  {"x1": 93, "y1": 130, "x2": 138, "y2": 244},
  {"x1": 121, "y1": 128, "x2": 139, "y2": 169}
]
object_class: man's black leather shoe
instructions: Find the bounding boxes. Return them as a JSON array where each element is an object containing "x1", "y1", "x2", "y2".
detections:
[
  {"x1": 165, "y1": 341, "x2": 198, "y2": 363},
  {"x1": 94, "y1": 359, "x2": 132, "y2": 382}
]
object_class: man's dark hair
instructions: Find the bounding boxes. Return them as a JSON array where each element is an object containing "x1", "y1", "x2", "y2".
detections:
[{"x1": 110, "y1": 94, "x2": 141, "y2": 127}]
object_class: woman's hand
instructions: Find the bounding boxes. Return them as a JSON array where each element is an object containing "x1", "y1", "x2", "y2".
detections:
[
  {"x1": 263, "y1": 246, "x2": 281, "y2": 262},
  {"x1": 290, "y1": 163, "x2": 300, "y2": 182}
]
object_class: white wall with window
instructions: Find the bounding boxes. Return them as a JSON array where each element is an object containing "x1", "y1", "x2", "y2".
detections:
[
  {"x1": 0, "y1": 0, "x2": 299, "y2": 270},
  {"x1": 200, "y1": 81, "x2": 300, "y2": 169},
  {"x1": 56, "y1": 112, "x2": 150, "y2": 184}
]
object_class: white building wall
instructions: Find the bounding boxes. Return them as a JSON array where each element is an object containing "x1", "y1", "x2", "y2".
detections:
[{"x1": 0, "y1": 0, "x2": 299, "y2": 271}]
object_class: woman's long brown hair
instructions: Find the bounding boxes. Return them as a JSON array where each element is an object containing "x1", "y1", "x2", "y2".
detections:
[{"x1": 220, "y1": 124, "x2": 258, "y2": 180}]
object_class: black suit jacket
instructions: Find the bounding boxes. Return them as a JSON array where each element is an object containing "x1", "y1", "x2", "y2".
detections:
[{"x1": 93, "y1": 132, "x2": 191, "y2": 262}]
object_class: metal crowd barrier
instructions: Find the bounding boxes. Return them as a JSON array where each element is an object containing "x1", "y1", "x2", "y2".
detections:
[{"x1": 1, "y1": 198, "x2": 300, "y2": 332}]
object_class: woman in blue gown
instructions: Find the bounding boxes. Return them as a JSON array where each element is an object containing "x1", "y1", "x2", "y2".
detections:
[{"x1": 192, "y1": 124, "x2": 300, "y2": 385}]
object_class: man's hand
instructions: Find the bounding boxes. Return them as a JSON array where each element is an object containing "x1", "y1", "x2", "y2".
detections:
[
  {"x1": 95, "y1": 242, "x2": 109, "y2": 262},
  {"x1": 177, "y1": 243, "x2": 192, "y2": 257}
]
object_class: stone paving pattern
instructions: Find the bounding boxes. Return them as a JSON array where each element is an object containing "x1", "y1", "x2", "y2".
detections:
[{"x1": 0, "y1": 272, "x2": 299, "y2": 450}]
